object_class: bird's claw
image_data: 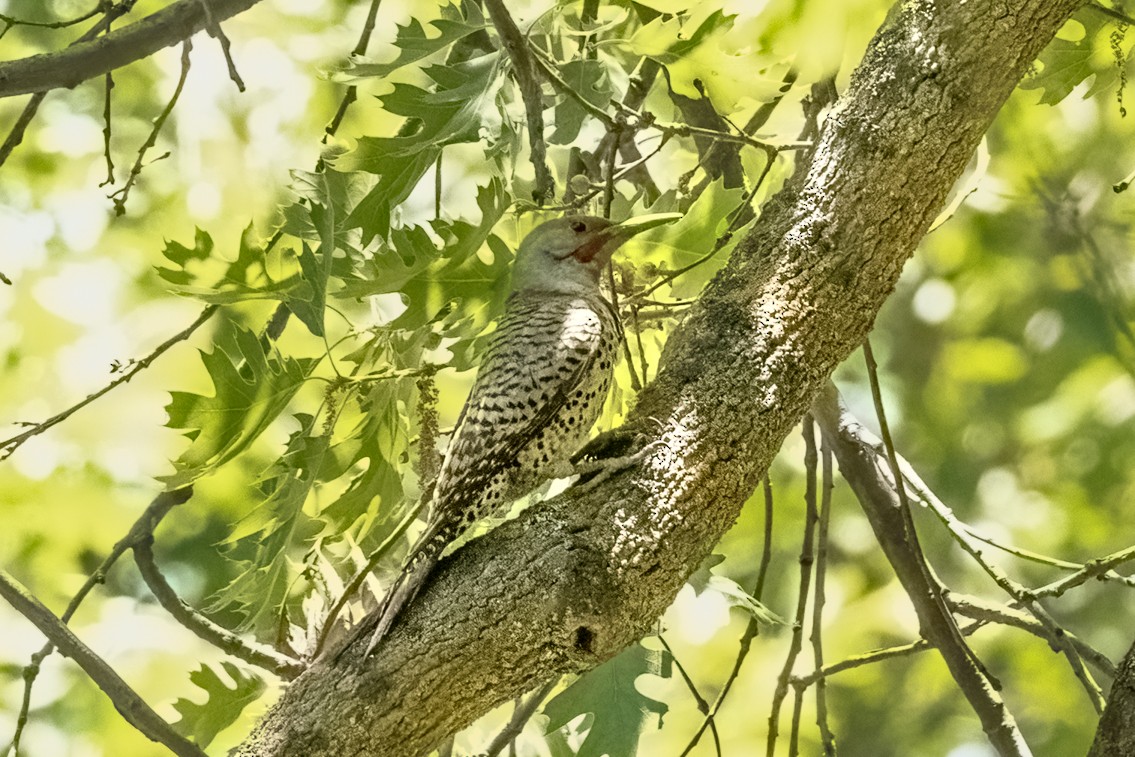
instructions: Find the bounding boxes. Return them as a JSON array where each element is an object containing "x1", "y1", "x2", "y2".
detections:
[{"x1": 572, "y1": 437, "x2": 667, "y2": 492}]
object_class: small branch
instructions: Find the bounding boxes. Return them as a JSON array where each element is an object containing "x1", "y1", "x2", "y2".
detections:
[
  {"x1": 0, "y1": 2, "x2": 109, "y2": 36},
  {"x1": 0, "y1": 305, "x2": 217, "y2": 460},
  {"x1": 109, "y1": 39, "x2": 192, "y2": 215},
  {"x1": 659, "y1": 635, "x2": 721, "y2": 754},
  {"x1": 311, "y1": 504, "x2": 424, "y2": 658},
  {"x1": 197, "y1": 0, "x2": 244, "y2": 90},
  {"x1": 1090, "y1": 2, "x2": 1135, "y2": 27},
  {"x1": 951, "y1": 594, "x2": 1114, "y2": 676},
  {"x1": 768, "y1": 418, "x2": 820, "y2": 757},
  {"x1": 99, "y1": 71, "x2": 115, "y2": 186},
  {"x1": 0, "y1": 567, "x2": 205, "y2": 757},
  {"x1": 813, "y1": 384, "x2": 1032, "y2": 757},
  {"x1": 0, "y1": 0, "x2": 263, "y2": 99},
  {"x1": 679, "y1": 475, "x2": 775, "y2": 757},
  {"x1": 527, "y1": 42, "x2": 615, "y2": 127},
  {"x1": 1032, "y1": 544, "x2": 1135, "y2": 599},
  {"x1": 133, "y1": 538, "x2": 305, "y2": 679},
  {"x1": 0, "y1": 2, "x2": 134, "y2": 167},
  {"x1": 7, "y1": 488, "x2": 195, "y2": 756},
  {"x1": 482, "y1": 679, "x2": 557, "y2": 757},
  {"x1": 482, "y1": 0, "x2": 554, "y2": 203},
  {"x1": 810, "y1": 440, "x2": 837, "y2": 754}
]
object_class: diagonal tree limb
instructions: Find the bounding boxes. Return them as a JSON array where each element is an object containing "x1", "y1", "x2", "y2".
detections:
[
  {"x1": 0, "y1": 563, "x2": 205, "y2": 757},
  {"x1": 0, "y1": 0, "x2": 264, "y2": 99},
  {"x1": 235, "y1": 2, "x2": 1082, "y2": 755},
  {"x1": 813, "y1": 383, "x2": 1031, "y2": 756}
]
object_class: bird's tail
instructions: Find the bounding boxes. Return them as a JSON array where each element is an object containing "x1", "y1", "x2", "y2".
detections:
[{"x1": 361, "y1": 523, "x2": 448, "y2": 658}]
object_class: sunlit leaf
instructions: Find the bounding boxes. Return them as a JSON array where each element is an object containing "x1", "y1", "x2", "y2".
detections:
[
  {"x1": 544, "y1": 642, "x2": 671, "y2": 757},
  {"x1": 171, "y1": 662, "x2": 265, "y2": 748}
]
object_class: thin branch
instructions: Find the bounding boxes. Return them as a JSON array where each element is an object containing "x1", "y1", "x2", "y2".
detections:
[
  {"x1": 769, "y1": 417, "x2": 819, "y2": 757},
  {"x1": 8, "y1": 488, "x2": 195, "y2": 755},
  {"x1": 109, "y1": 39, "x2": 192, "y2": 215},
  {"x1": 813, "y1": 383, "x2": 1032, "y2": 757},
  {"x1": 0, "y1": 2, "x2": 109, "y2": 36},
  {"x1": 482, "y1": 0, "x2": 554, "y2": 203},
  {"x1": 1033, "y1": 545, "x2": 1135, "y2": 599},
  {"x1": 0, "y1": 567, "x2": 205, "y2": 757},
  {"x1": 679, "y1": 475, "x2": 775, "y2": 757},
  {"x1": 0, "y1": 0, "x2": 261, "y2": 98},
  {"x1": 311, "y1": 503, "x2": 425, "y2": 658},
  {"x1": 0, "y1": 2, "x2": 135, "y2": 167},
  {"x1": 1090, "y1": 2, "x2": 1135, "y2": 27},
  {"x1": 876, "y1": 407, "x2": 1113, "y2": 709},
  {"x1": 482, "y1": 679, "x2": 558, "y2": 757},
  {"x1": 99, "y1": 71, "x2": 115, "y2": 185},
  {"x1": 527, "y1": 42, "x2": 614, "y2": 127},
  {"x1": 659, "y1": 635, "x2": 721, "y2": 755},
  {"x1": 133, "y1": 538, "x2": 304, "y2": 678},
  {"x1": 810, "y1": 440, "x2": 837, "y2": 755},
  {"x1": 197, "y1": 0, "x2": 244, "y2": 90},
  {"x1": 0, "y1": 305, "x2": 217, "y2": 460}
]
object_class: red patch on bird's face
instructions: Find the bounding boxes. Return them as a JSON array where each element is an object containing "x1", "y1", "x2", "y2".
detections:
[{"x1": 571, "y1": 234, "x2": 609, "y2": 263}]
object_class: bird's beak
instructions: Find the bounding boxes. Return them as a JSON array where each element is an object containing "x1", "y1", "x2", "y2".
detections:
[{"x1": 572, "y1": 213, "x2": 683, "y2": 264}]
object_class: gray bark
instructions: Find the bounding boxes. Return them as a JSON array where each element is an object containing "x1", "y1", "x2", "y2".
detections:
[
  {"x1": 236, "y1": 1, "x2": 1082, "y2": 754},
  {"x1": 1090, "y1": 639, "x2": 1135, "y2": 756}
]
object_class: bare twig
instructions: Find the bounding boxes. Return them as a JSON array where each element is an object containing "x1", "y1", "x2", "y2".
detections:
[
  {"x1": 659, "y1": 635, "x2": 721, "y2": 755},
  {"x1": 0, "y1": 0, "x2": 263, "y2": 99},
  {"x1": 0, "y1": 2, "x2": 109, "y2": 36},
  {"x1": 1, "y1": 305, "x2": 217, "y2": 460},
  {"x1": 769, "y1": 417, "x2": 819, "y2": 757},
  {"x1": 197, "y1": 0, "x2": 244, "y2": 90},
  {"x1": 133, "y1": 538, "x2": 304, "y2": 678},
  {"x1": 810, "y1": 441, "x2": 837, "y2": 754},
  {"x1": 814, "y1": 383, "x2": 1032, "y2": 757},
  {"x1": 0, "y1": 2, "x2": 136, "y2": 167},
  {"x1": 0, "y1": 567, "x2": 206, "y2": 757},
  {"x1": 8, "y1": 488, "x2": 194, "y2": 755},
  {"x1": 1090, "y1": 2, "x2": 1135, "y2": 26},
  {"x1": 483, "y1": 0, "x2": 554, "y2": 203},
  {"x1": 99, "y1": 71, "x2": 115, "y2": 185},
  {"x1": 679, "y1": 475, "x2": 775, "y2": 757},
  {"x1": 482, "y1": 678, "x2": 558, "y2": 757},
  {"x1": 109, "y1": 40, "x2": 192, "y2": 215}
]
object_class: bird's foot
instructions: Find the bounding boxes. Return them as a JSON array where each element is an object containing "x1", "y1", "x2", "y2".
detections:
[{"x1": 571, "y1": 434, "x2": 667, "y2": 493}]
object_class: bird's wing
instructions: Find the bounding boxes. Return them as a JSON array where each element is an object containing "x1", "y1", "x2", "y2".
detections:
[{"x1": 430, "y1": 293, "x2": 613, "y2": 518}]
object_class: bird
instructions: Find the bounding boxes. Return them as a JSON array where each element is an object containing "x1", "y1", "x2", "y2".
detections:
[{"x1": 356, "y1": 212, "x2": 678, "y2": 658}]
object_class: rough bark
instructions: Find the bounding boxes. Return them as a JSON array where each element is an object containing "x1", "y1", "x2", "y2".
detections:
[
  {"x1": 236, "y1": 1, "x2": 1082, "y2": 755},
  {"x1": 1090, "y1": 639, "x2": 1135, "y2": 756},
  {"x1": 0, "y1": 0, "x2": 264, "y2": 99}
]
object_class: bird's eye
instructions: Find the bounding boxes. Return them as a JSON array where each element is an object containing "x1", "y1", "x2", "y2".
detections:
[{"x1": 570, "y1": 220, "x2": 587, "y2": 233}]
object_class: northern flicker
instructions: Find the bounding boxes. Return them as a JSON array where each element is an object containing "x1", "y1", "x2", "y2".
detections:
[{"x1": 358, "y1": 213, "x2": 678, "y2": 657}]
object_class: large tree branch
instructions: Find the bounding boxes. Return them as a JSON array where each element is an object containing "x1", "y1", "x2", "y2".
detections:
[
  {"x1": 0, "y1": 0, "x2": 264, "y2": 99},
  {"x1": 236, "y1": 1, "x2": 1081, "y2": 755}
]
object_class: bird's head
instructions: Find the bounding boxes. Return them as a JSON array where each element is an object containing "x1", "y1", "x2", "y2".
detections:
[{"x1": 510, "y1": 214, "x2": 679, "y2": 296}]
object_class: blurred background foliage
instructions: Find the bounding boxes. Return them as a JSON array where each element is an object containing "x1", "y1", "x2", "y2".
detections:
[{"x1": 0, "y1": 0, "x2": 1133, "y2": 755}]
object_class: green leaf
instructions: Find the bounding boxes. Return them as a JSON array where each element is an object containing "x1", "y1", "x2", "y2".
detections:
[
  {"x1": 1021, "y1": 13, "x2": 1130, "y2": 105},
  {"x1": 549, "y1": 59, "x2": 611, "y2": 145},
  {"x1": 339, "y1": 54, "x2": 505, "y2": 243},
  {"x1": 157, "y1": 224, "x2": 306, "y2": 306},
  {"x1": 622, "y1": 178, "x2": 747, "y2": 299},
  {"x1": 156, "y1": 227, "x2": 214, "y2": 286},
  {"x1": 702, "y1": 575, "x2": 785, "y2": 625},
  {"x1": 335, "y1": 0, "x2": 488, "y2": 81},
  {"x1": 162, "y1": 322, "x2": 316, "y2": 488},
  {"x1": 209, "y1": 418, "x2": 329, "y2": 631},
  {"x1": 171, "y1": 662, "x2": 265, "y2": 748},
  {"x1": 544, "y1": 642, "x2": 671, "y2": 757}
]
